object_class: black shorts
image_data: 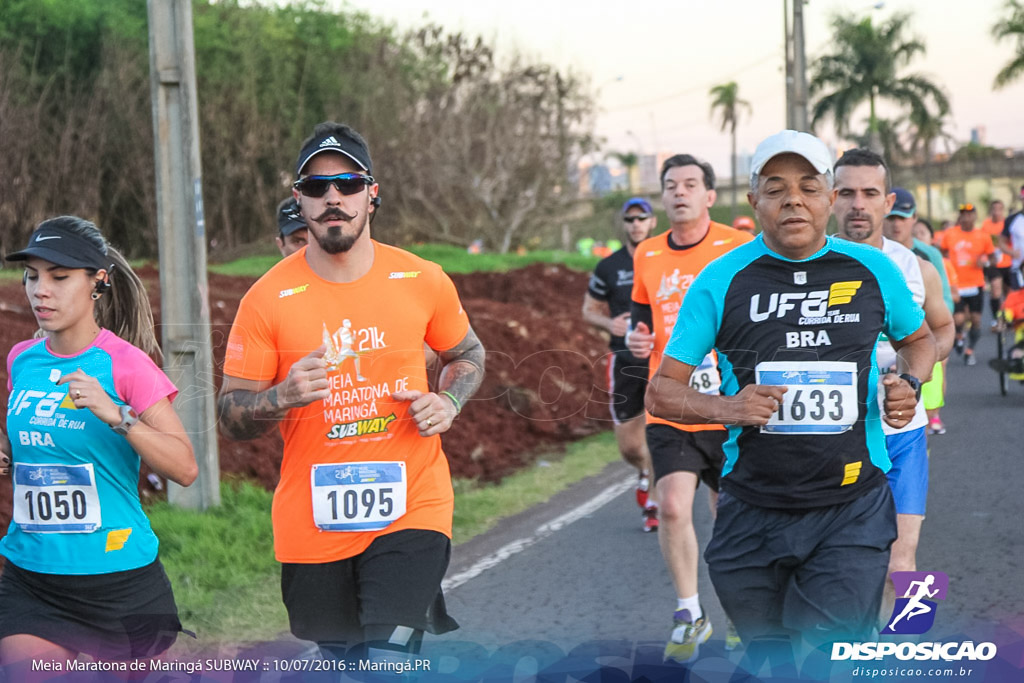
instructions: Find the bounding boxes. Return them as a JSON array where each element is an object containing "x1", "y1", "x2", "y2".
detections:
[
  {"x1": 705, "y1": 484, "x2": 896, "y2": 645},
  {"x1": 281, "y1": 529, "x2": 458, "y2": 644},
  {"x1": 984, "y1": 265, "x2": 1013, "y2": 289},
  {"x1": 646, "y1": 424, "x2": 726, "y2": 490},
  {"x1": 0, "y1": 558, "x2": 183, "y2": 660},
  {"x1": 607, "y1": 351, "x2": 648, "y2": 423},
  {"x1": 957, "y1": 292, "x2": 985, "y2": 314}
]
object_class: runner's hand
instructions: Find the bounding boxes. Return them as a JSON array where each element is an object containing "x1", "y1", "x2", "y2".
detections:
[
  {"x1": 279, "y1": 345, "x2": 330, "y2": 409},
  {"x1": 609, "y1": 312, "x2": 631, "y2": 337},
  {"x1": 729, "y1": 384, "x2": 788, "y2": 425},
  {"x1": 626, "y1": 322, "x2": 655, "y2": 359},
  {"x1": 392, "y1": 390, "x2": 457, "y2": 437},
  {"x1": 882, "y1": 373, "x2": 917, "y2": 429},
  {"x1": 58, "y1": 369, "x2": 121, "y2": 425}
]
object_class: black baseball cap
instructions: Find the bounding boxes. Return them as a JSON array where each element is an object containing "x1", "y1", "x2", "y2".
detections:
[
  {"x1": 6, "y1": 224, "x2": 108, "y2": 270},
  {"x1": 277, "y1": 197, "x2": 306, "y2": 237},
  {"x1": 295, "y1": 125, "x2": 372, "y2": 176}
]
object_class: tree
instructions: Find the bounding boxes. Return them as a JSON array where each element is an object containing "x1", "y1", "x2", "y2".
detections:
[
  {"x1": 905, "y1": 104, "x2": 955, "y2": 219},
  {"x1": 607, "y1": 152, "x2": 639, "y2": 192},
  {"x1": 708, "y1": 81, "x2": 751, "y2": 221},
  {"x1": 992, "y1": 0, "x2": 1024, "y2": 88},
  {"x1": 809, "y1": 13, "x2": 949, "y2": 153}
]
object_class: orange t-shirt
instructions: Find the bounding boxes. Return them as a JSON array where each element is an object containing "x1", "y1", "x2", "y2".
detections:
[
  {"x1": 936, "y1": 226, "x2": 994, "y2": 290},
  {"x1": 224, "y1": 242, "x2": 470, "y2": 563},
  {"x1": 632, "y1": 222, "x2": 754, "y2": 430},
  {"x1": 1003, "y1": 289, "x2": 1024, "y2": 326},
  {"x1": 980, "y1": 218, "x2": 1011, "y2": 268}
]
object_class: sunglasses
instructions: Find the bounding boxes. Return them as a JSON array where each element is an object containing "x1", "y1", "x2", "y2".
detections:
[
  {"x1": 958, "y1": 203, "x2": 975, "y2": 212},
  {"x1": 293, "y1": 173, "x2": 375, "y2": 198},
  {"x1": 623, "y1": 214, "x2": 652, "y2": 223}
]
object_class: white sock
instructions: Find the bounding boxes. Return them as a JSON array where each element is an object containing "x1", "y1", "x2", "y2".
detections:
[{"x1": 676, "y1": 595, "x2": 702, "y2": 620}]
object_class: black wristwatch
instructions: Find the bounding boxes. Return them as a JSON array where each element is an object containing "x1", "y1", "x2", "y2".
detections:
[
  {"x1": 111, "y1": 404, "x2": 139, "y2": 436},
  {"x1": 898, "y1": 373, "x2": 922, "y2": 402}
]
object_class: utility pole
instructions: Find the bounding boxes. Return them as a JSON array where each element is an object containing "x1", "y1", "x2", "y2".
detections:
[
  {"x1": 792, "y1": 0, "x2": 809, "y2": 132},
  {"x1": 785, "y1": 0, "x2": 809, "y2": 132},
  {"x1": 147, "y1": 0, "x2": 220, "y2": 509}
]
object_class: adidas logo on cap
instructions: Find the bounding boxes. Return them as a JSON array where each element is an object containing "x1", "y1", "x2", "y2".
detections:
[{"x1": 319, "y1": 136, "x2": 339, "y2": 148}]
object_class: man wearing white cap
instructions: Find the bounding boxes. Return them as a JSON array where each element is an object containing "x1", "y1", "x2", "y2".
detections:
[{"x1": 645, "y1": 130, "x2": 936, "y2": 654}]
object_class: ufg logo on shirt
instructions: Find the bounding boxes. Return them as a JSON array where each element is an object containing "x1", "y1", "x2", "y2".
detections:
[{"x1": 882, "y1": 571, "x2": 948, "y2": 635}]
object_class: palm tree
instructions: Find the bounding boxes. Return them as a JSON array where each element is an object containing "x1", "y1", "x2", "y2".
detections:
[
  {"x1": 809, "y1": 13, "x2": 949, "y2": 153},
  {"x1": 708, "y1": 81, "x2": 751, "y2": 221},
  {"x1": 851, "y1": 117, "x2": 906, "y2": 167},
  {"x1": 905, "y1": 103, "x2": 956, "y2": 219},
  {"x1": 993, "y1": 0, "x2": 1024, "y2": 88}
]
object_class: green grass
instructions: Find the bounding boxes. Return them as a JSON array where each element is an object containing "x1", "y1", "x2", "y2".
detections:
[
  {"x1": 207, "y1": 245, "x2": 599, "y2": 278},
  {"x1": 149, "y1": 431, "x2": 621, "y2": 647}
]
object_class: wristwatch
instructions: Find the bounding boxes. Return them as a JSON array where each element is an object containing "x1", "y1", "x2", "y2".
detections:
[
  {"x1": 898, "y1": 373, "x2": 922, "y2": 402},
  {"x1": 111, "y1": 404, "x2": 139, "y2": 436}
]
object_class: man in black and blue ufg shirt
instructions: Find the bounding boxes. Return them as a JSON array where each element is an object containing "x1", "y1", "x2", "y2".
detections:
[{"x1": 645, "y1": 130, "x2": 936, "y2": 653}]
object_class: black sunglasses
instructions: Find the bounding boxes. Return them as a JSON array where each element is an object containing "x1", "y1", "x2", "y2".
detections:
[
  {"x1": 293, "y1": 173, "x2": 375, "y2": 198},
  {"x1": 623, "y1": 214, "x2": 652, "y2": 223}
]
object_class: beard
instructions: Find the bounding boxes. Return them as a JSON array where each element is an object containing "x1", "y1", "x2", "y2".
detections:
[
  {"x1": 312, "y1": 208, "x2": 366, "y2": 254},
  {"x1": 841, "y1": 214, "x2": 876, "y2": 242}
]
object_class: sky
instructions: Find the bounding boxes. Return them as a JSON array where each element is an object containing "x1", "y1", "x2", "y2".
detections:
[{"x1": 343, "y1": 0, "x2": 1023, "y2": 177}]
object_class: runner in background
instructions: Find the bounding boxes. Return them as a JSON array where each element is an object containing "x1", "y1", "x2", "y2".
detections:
[
  {"x1": 583, "y1": 197, "x2": 657, "y2": 531},
  {"x1": 887, "y1": 195, "x2": 956, "y2": 435},
  {"x1": 219, "y1": 122, "x2": 485, "y2": 667},
  {"x1": 0, "y1": 216, "x2": 197, "y2": 671},
  {"x1": 276, "y1": 196, "x2": 309, "y2": 257},
  {"x1": 1001, "y1": 185, "x2": 1024, "y2": 291},
  {"x1": 935, "y1": 204, "x2": 994, "y2": 366},
  {"x1": 832, "y1": 150, "x2": 954, "y2": 628},
  {"x1": 981, "y1": 200, "x2": 1013, "y2": 327},
  {"x1": 628, "y1": 154, "x2": 753, "y2": 661},
  {"x1": 732, "y1": 215, "x2": 757, "y2": 236}
]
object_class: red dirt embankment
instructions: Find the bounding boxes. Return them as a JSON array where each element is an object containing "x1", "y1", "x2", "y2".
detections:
[{"x1": 0, "y1": 262, "x2": 617, "y2": 528}]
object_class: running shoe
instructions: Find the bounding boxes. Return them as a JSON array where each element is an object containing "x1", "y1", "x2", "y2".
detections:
[
  {"x1": 965, "y1": 349, "x2": 977, "y2": 366},
  {"x1": 664, "y1": 608, "x2": 712, "y2": 663},
  {"x1": 636, "y1": 474, "x2": 650, "y2": 509},
  {"x1": 927, "y1": 417, "x2": 946, "y2": 435},
  {"x1": 954, "y1": 338, "x2": 965, "y2": 355},
  {"x1": 724, "y1": 618, "x2": 742, "y2": 652},
  {"x1": 642, "y1": 505, "x2": 659, "y2": 533}
]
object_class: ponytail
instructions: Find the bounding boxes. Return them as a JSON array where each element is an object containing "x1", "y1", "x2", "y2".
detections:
[{"x1": 93, "y1": 246, "x2": 162, "y2": 362}]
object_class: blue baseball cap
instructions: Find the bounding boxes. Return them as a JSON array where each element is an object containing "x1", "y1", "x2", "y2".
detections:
[
  {"x1": 888, "y1": 187, "x2": 916, "y2": 218},
  {"x1": 621, "y1": 197, "x2": 653, "y2": 216}
]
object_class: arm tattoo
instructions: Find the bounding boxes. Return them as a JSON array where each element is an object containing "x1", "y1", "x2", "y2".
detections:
[
  {"x1": 436, "y1": 326, "x2": 485, "y2": 409},
  {"x1": 217, "y1": 386, "x2": 289, "y2": 441}
]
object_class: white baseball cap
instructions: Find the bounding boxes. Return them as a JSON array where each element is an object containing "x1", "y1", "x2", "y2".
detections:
[{"x1": 750, "y1": 130, "x2": 834, "y2": 183}]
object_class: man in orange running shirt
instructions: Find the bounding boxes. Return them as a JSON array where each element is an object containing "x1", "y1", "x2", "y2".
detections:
[
  {"x1": 936, "y1": 204, "x2": 994, "y2": 365},
  {"x1": 627, "y1": 154, "x2": 753, "y2": 661},
  {"x1": 218, "y1": 122, "x2": 485, "y2": 666}
]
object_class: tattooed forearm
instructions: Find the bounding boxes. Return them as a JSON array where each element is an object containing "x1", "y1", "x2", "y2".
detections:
[
  {"x1": 217, "y1": 386, "x2": 290, "y2": 441},
  {"x1": 436, "y1": 326, "x2": 486, "y2": 408}
]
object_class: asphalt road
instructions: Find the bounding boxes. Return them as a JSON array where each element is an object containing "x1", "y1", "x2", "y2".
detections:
[{"x1": 427, "y1": 324, "x2": 1024, "y2": 682}]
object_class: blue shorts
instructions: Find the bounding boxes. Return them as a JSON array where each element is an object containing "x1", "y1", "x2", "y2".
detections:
[{"x1": 885, "y1": 427, "x2": 929, "y2": 515}]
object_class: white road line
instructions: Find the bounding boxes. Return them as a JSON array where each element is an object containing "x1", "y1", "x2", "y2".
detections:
[{"x1": 442, "y1": 476, "x2": 635, "y2": 591}]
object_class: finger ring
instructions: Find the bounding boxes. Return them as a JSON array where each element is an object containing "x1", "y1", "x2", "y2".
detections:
[
  {"x1": 75, "y1": 390, "x2": 82, "y2": 399},
  {"x1": 426, "y1": 419, "x2": 433, "y2": 427},
  {"x1": 896, "y1": 411, "x2": 901, "y2": 418}
]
